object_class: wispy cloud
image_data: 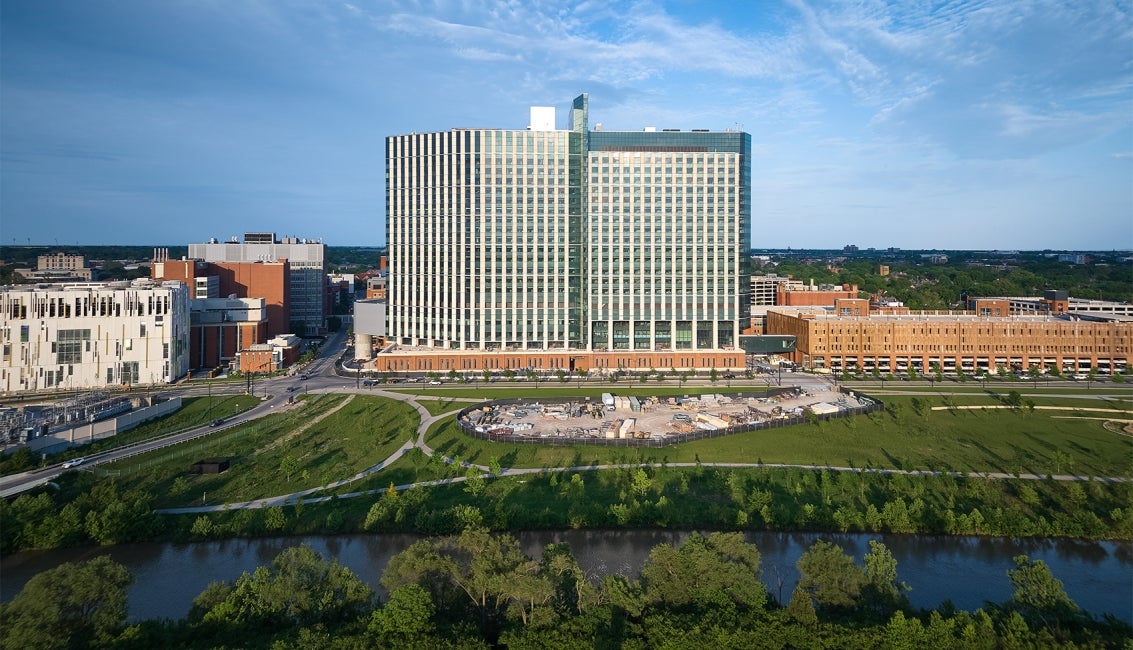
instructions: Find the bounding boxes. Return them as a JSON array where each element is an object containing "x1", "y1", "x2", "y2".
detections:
[{"x1": 1, "y1": 0, "x2": 1129, "y2": 248}]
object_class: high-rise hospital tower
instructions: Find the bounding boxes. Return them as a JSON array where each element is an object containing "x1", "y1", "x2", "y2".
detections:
[{"x1": 385, "y1": 94, "x2": 750, "y2": 363}]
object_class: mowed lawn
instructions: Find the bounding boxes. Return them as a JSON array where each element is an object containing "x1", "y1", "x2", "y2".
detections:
[
  {"x1": 108, "y1": 394, "x2": 420, "y2": 508},
  {"x1": 100, "y1": 388, "x2": 1132, "y2": 510},
  {"x1": 424, "y1": 392, "x2": 1133, "y2": 479}
]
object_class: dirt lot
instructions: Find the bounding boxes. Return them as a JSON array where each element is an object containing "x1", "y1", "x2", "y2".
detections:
[{"x1": 461, "y1": 385, "x2": 868, "y2": 442}]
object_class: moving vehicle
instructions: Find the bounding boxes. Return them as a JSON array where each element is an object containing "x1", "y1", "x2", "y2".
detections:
[{"x1": 61, "y1": 457, "x2": 85, "y2": 469}]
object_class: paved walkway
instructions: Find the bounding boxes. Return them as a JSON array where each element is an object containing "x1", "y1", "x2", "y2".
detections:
[{"x1": 929, "y1": 404, "x2": 1132, "y2": 413}]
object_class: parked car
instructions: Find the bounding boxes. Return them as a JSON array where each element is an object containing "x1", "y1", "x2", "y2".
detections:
[{"x1": 62, "y1": 457, "x2": 85, "y2": 469}]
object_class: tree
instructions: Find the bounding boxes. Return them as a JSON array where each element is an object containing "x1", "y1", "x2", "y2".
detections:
[
  {"x1": 381, "y1": 527, "x2": 530, "y2": 637},
  {"x1": 796, "y1": 540, "x2": 865, "y2": 610},
  {"x1": 862, "y1": 540, "x2": 909, "y2": 614},
  {"x1": 0, "y1": 556, "x2": 133, "y2": 650},
  {"x1": 787, "y1": 585, "x2": 819, "y2": 626},
  {"x1": 1007, "y1": 554, "x2": 1079, "y2": 629},
  {"x1": 560, "y1": 472, "x2": 586, "y2": 501},
  {"x1": 280, "y1": 456, "x2": 299, "y2": 483},
  {"x1": 198, "y1": 544, "x2": 374, "y2": 630},
  {"x1": 1049, "y1": 450, "x2": 1072, "y2": 475},
  {"x1": 482, "y1": 368, "x2": 492, "y2": 383},
  {"x1": 369, "y1": 584, "x2": 436, "y2": 643},
  {"x1": 885, "y1": 610, "x2": 926, "y2": 648},
  {"x1": 190, "y1": 515, "x2": 217, "y2": 539},
  {"x1": 630, "y1": 467, "x2": 652, "y2": 497},
  {"x1": 81, "y1": 485, "x2": 153, "y2": 546},
  {"x1": 463, "y1": 468, "x2": 486, "y2": 497},
  {"x1": 264, "y1": 506, "x2": 287, "y2": 531},
  {"x1": 640, "y1": 532, "x2": 767, "y2": 612}
]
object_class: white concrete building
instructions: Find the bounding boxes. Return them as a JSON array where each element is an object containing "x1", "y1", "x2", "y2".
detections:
[{"x1": 0, "y1": 280, "x2": 190, "y2": 393}]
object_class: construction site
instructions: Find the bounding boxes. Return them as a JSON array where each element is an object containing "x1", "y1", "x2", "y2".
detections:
[{"x1": 458, "y1": 385, "x2": 881, "y2": 447}]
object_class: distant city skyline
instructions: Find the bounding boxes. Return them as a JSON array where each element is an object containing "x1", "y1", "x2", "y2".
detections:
[{"x1": 2, "y1": 1, "x2": 1130, "y2": 250}]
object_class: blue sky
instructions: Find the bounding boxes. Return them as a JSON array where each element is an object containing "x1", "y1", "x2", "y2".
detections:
[{"x1": 2, "y1": 0, "x2": 1130, "y2": 250}]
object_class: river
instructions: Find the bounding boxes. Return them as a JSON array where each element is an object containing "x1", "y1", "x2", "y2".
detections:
[{"x1": 2, "y1": 530, "x2": 1130, "y2": 624}]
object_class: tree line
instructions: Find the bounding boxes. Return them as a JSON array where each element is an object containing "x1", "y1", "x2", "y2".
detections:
[
  {"x1": 771, "y1": 252, "x2": 1133, "y2": 307},
  {"x1": 2, "y1": 530, "x2": 1128, "y2": 649},
  {"x1": 3, "y1": 454, "x2": 1131, "y2": 556}
]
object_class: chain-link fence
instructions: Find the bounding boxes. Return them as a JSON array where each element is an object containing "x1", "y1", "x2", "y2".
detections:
[{"x1": 95, "y1": 421, "x2": 265, "y2": 478}]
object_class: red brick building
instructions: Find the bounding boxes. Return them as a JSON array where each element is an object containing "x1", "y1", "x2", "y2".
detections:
[
  {"x1": 152, "y1": 251, "x2": 291, "y2": 337},
  {"x1": 766, "y1": 306, "x2": 1132, "y2": 375}
]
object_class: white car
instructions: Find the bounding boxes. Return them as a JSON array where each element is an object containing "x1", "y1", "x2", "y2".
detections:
[{"x1": 62, "y1": 457, "x2": 85, "y2": 469}]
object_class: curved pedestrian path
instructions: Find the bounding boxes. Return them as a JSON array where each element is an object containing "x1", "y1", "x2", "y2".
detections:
[{"x1": 155, "y1": 391, "x2": 1133, "y2": 516}]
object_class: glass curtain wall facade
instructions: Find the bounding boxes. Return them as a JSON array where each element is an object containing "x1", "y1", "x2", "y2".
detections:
[
  {"x1": 587, "y1": 130, "x2": 750, "y2": 351},
  {"x1": 386, "y1": 124, "x2": 585, "y2": 350},
  {"x1": 385, "y1": 94, "x2": 750, "y2": 353}
]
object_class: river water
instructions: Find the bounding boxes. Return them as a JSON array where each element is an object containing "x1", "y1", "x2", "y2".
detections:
[{"x1": 2, "y1": 530, "x2": 1130, "y2": 624}]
